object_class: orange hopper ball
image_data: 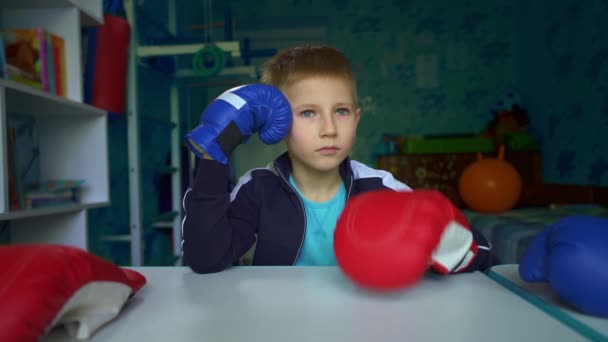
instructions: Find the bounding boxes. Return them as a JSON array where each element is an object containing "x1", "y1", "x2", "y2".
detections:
[{"x1": 458, "y1": 146, "x2": 522, "y2": 213}]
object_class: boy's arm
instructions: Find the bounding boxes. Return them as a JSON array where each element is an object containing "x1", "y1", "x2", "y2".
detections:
[
  {"x1": 446, "y1": 227, "x2": 493, "y2": 273},
  {"x1": 182, "y1": 84, "x2": 292, "y2": 273},
  {"x1": 428, "y1": 192, "x2": 493, "y2": 274},
  {"x1": 182, "y1": 159, "x2": 257, "y2": 274}
]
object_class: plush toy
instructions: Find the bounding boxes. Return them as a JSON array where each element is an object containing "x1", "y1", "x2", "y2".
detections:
[
  {"x1": 491, "y1": 91, "x2": 523, "y2": 115},
  {"x1": 485, "y1": 91, "x2": 532, "y2": 147}
]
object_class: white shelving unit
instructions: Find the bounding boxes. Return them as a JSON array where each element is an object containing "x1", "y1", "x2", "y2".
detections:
[{"x1": 0, "y1": 1, "x2": 108, "y2": 249}]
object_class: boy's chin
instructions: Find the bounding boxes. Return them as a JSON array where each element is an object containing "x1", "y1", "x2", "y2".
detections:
[
  {"x1": 288, "y1": 150, "x2": 349, "y2": 172},
  {"x1": 307, "y1": 157, "x2": 346, "y2": 172}
]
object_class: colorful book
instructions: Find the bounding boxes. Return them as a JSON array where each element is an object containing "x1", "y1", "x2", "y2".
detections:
[
  {"x1": 45, "y1": 31, "x2": 55, "y2": 94},
  {"x1": 25, "y1": 179, "x2": 85, "y2": 209},
  {"x1": 49, "y1": 33, "x2": 66, "y2": 96},
  {"x1": 34, "y1": 179, "x2": 85, "y2": 192},
  {"x1": 7, "y1": 127, "x2": 25, "y2": 210},
  {"x1": 1, "y1": 28, "x2": 52, "y2": 91},
  {"x1": 8, "y1": 115, "x2": 40, "y2": 193}
]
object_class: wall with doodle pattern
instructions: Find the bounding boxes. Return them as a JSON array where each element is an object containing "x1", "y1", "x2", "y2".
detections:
[
  {"x1": 514, "y1": 0, "x2": 608, "y2": 185},
  {"x1": 226, "y1": 0, "x2": 608, "y2": 186},
  {"x1": 228, "y1": 0, "x2": 518, "y2": 178},
  {"x1": 86, "y1": 0, "x2": 608, "y2": 265}
]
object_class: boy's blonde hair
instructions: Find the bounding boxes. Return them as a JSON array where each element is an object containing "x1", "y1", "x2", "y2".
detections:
[{"x1": 260, "y1": 44, "x2": 358, "y2": 103}]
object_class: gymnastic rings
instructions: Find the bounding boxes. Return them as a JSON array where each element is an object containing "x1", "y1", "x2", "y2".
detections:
[{"x1": 192, "y1": 44, "x2": 226, "y2": 77}]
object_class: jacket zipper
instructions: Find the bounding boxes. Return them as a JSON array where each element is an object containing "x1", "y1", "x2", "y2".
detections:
[
  {"x1": 346, "y1": 175, "x2": 354, "y2": 200},
  {"x1": 275, "y1": 168, "x2": 307, "y2": 265},
  {"x1": 292, "y1": 194, "x2": 306, "y2": 265}
]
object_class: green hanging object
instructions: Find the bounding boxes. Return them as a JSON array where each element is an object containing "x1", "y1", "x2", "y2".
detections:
[{"x1": 192, "y1": 44, "x2": 226, "y2": 77}]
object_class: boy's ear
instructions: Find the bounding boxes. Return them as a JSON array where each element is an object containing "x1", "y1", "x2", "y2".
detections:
[{"x1": 354, "y1": 107, "x2": 362, "y2": 127}]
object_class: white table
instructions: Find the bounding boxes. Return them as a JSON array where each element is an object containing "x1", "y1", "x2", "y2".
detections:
[
  {"x1": 488, "y1": 264, "x2": 608, "y2": 341},
  {"x1": 44, "y1": 266, "x2": 596, "y2": 341}
]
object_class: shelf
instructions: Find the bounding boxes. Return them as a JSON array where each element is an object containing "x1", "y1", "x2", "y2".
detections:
[
  {"x1": 159, "y1": 166, "x2": 178, "y2": 174},
  {"x1": 175, "y1": 66, "x2": 257, "y2": 79},
  {"x1": 151, "y1": 222, "x2": 172, "y2": 229},
  {"x1": 67, "y1": 0, "x2": 104, "y2": 26},
  {"x1": 141, "y1": 165, "x2": 177, "y2": 175},
  {"x1": 150, "y1": 211, "x2": 178, "y2": 229},
  {"x1": 0, "y1": 201, "x2": 108, "y2": 220},
  {"x1": 101, "y1": 234, "x2": 132, "y2": 242},
  {"x1": 0, "y1": 0, "x2": 107, "y2": 252},
  {"x1": 1, "y1": 1, "x2": 103, "y2": 102},
  {"x1": 154, "y1": 211, "x2": 178, "y2": 222},
  {"x1": 0, "y1": 79, "x2": 106, "y2": 117},
  {"x1": 1, "y1": 0, "x2": 103, "y2": 26},
  {"x1": 140, "y1": 116, "x2": 177, "y2": 128},
  {"x1": 137, "y1": 41, "x2": 241, "y2": 58}
]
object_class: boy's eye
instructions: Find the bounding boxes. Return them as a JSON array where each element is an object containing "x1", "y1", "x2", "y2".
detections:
[
  {"x1": 300, "y1": 110, "x2": 315, "y2": 118},
  {"x1": 336, "y1": 108, "x2": 350, "y2": 116}
]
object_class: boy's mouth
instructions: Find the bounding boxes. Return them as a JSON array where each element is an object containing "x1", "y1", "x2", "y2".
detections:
[{"x1": 317, "y1": 146, "x2": 340, "y2": 155}]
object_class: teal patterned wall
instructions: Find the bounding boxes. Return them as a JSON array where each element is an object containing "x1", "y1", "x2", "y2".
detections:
[
  {"x1": 89, "y1": 0, "x2": 608, "y2": 265},
  {"x1": 226, "y1": 0, "x2": 608, "y2": 185},
  {"x1": 515, "y1": 0, "x2": 608, "y2": 185},
  {"x1": 223, "y1": 0, "x2": 518, "y2": 176},
  {"x1": 335, "y1": 0, "x2": 516, "y2": 166}
]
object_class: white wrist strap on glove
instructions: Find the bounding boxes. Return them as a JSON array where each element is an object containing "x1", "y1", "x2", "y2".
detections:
[{"x1": 431, "y1": 221, "x2": 475, "y2": 274}]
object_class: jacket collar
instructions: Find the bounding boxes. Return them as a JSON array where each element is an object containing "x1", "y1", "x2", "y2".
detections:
[{"x1": 272, "y1": 152, "x2": 354, "y2": 196}]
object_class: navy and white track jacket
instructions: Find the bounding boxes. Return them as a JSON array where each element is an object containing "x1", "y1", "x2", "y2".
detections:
[{"x1": 182, "y1": 152, "x2": 492, "y2": 274}]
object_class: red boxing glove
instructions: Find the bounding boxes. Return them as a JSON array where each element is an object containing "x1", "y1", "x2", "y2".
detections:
[{"x1": 334, "y1": 189, "x2": 478, "y2": 291}]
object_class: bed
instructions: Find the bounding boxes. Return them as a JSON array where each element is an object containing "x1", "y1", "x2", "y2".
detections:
[
  {"x1": 464, "y1": 204, "x2": 608, "y2": 265},
  {"x1": 376, "y1": 153, "x2": 608, "y2": 266}
]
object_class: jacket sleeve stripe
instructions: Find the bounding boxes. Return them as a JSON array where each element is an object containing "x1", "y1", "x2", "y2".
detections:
[
  {"x1": 229, "y1": 165, "x2": 274, "y2": 202},
  {"x1": 349, "y1": 160, "x2": 412, "y2": 191}
]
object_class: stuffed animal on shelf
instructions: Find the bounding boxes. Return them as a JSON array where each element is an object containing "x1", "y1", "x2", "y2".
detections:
[{"x1": 484, "y1": 91, "x2": 534, "y2": 149}]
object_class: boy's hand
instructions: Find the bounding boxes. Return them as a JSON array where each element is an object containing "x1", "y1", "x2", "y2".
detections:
[
  {"x1": 185, "y1": 84, "x2": 292, "y2": 164},
  {"x1": 334, "y1": 190, "x2": 477, "y2": 291}
]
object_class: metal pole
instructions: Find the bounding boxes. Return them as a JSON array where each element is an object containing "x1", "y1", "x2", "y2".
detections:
[{"x1": 125, "y1": 0, "x2": 143, "y2": 266}]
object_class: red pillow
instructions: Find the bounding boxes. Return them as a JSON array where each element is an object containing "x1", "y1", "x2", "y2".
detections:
[{"x1": 0, "y1": 244, "x2": 146, "y2": 341}]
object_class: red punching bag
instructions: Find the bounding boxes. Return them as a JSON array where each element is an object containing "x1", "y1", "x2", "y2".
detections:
[{"x1": 92, "y1": 14, "x2": 130, "y2": 114}]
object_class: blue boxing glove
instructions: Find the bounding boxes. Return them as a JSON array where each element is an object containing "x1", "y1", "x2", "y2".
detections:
[
  {"x1": 519, "y1": 215, "x2": 608, "y2": 317},
  {"x1": 185, "y1": 84, "x2": 292, "y2": 164}
]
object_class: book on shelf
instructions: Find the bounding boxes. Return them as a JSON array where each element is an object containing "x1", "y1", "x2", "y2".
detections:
[
  {"x1": 6, "y1": 114, "x2": 86, "y2": 210},
  {"x1": 6, "y1": 116, "x2": 40, "y2": 210},
  {"x1": 25, "y1": 179, "x2": 86, "y2": 209},
  {"x1": 45, "y1": 31, "x2": 55, "y2": 94},
  {"x1": 1, "y1": 28, "x2": 66, "y2": 96},
  {"x1": 50, "y1": 33, "x2": 67, "y2": 96},
  {"x1": 7, "y1": 127, "x2": 25, "y2": 210}
]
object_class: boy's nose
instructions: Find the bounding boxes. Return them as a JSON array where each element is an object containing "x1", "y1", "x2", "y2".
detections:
[{"x1": 320, "y1": 114, "x2": 337, "y2": 137}]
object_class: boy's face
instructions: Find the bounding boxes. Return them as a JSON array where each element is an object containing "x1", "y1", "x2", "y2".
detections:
[{"x1": 283, "y1": 76, "x2": 361, "y2": 173}]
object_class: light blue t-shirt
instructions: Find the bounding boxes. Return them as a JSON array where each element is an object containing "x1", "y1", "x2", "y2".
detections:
[{"x1": 289, "y1": 176, "x2": 346, "y2": 266}]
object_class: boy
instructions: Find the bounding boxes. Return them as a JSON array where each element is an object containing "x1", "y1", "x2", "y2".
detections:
[{"x1": 182, "y1": 44, "x2": 492, "y2": 274}]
